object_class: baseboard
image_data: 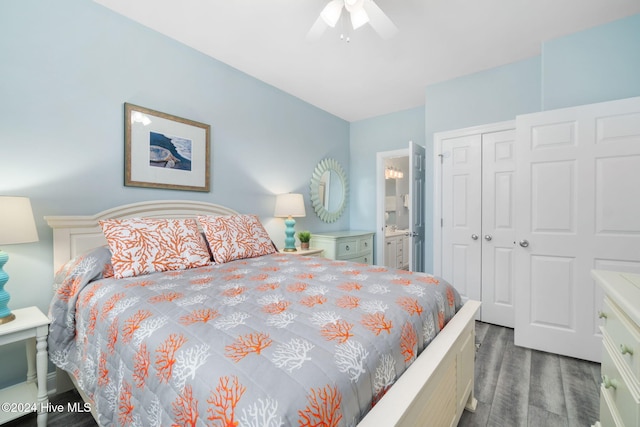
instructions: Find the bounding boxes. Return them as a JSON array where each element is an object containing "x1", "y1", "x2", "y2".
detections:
[{"x1": 47, "y1": 371, "x2": 57, "y2": 396}]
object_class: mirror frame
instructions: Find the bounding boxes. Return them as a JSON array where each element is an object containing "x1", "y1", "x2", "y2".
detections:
[{"x1": 309, "y1": 158, "x2": 349, "y2": 223}]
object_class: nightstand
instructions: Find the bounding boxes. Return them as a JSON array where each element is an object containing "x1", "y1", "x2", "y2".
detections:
[
  {"x1": 310, "y1": 231, "x2": 374, "y2": 264},
  {"x1": 279, "y1": 247, "x2": 324, "y2": 257},
  {"x1": 0, "y1": 306, "x2": 50, "y2": 427}
]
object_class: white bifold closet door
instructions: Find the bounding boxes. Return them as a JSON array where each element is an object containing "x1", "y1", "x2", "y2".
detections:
[
  {"x1": 439, "y1": 125, "x2": 517, "y2": 328},
  {"x1": 515, "y1": 96, "x2": 640, "y2": 363}
]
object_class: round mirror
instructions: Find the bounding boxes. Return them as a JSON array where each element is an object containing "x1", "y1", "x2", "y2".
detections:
[{"x1": 310, "y1": 158, "x2": 348, "y2": 223}]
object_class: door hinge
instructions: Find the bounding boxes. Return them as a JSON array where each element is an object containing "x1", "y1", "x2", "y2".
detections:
[{"x1": 440, "y1": 218, "x2": 443, "y2": 227}]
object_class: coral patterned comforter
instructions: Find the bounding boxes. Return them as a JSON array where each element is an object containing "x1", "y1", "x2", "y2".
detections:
[{"x1": 48, "y1": 248, "x2": 461, "y2": 427}]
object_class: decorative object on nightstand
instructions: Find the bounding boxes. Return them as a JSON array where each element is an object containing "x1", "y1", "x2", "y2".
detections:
[
  {"x1": 311, "y1": 231, "x2": 374, "y2": 264},
  {"x1": 0, "y1": 197, "x2": 39, "y2": 325},
  {"x1": 0, "y1": 306, "x2": 51, "y2": 427},
  {"x1": 274, "y1": 193, "x2": 306, "y2": 252},
  {"x1": 297, "y1": 230, "x2": 312, "y2": 249}
]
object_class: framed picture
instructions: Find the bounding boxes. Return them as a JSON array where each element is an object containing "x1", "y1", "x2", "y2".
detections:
[{"x1": 125, "y1": 103, "x2": 210, "y2": 192}]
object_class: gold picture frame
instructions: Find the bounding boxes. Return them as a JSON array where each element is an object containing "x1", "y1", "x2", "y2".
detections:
[{"x1": 125, "y1": 103, "x2": 210, "y2": 192}]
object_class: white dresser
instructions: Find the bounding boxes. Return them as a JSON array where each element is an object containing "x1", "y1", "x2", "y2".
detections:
[
  {"x1": 592, "y1": 270, "x2": 640, "y2": 427},
  {"x1": 311, "y1": 231, "x2": 374, "y2": 265}
]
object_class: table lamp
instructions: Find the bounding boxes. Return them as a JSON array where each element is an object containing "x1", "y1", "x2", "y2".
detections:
[
  {"x1": 274, "y1": 193, "x2": 306, "y2": 252},
  {"x1": 0, "y1": 196, "x2": 39, "y2": 324}
]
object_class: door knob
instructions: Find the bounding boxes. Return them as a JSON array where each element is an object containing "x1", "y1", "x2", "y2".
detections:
[
  {"x1": 484, "y1": 235, "x2": 492, "y2": 241},
  {"x1": 519, "y1": 240, "x2": 529, "y2": 248},
  {"x1": 471, "y1": 234, "x2": 478, "y2": 240}
]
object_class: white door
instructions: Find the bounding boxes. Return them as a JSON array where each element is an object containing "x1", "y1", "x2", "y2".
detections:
[
  {"x1": 440, "y1": 134, "x2": 482, "y2": 303},
  {"x1": 481, "y1": 130, "x2": 517, "y2": 327},
  {"x1": 409, "y1": 141, "x2": 426, "y2": 272},
  {"x1": 435, "y1": 122, "x2": 516, "y2": 327},
  {"x1": 514, "y1": 96, "x2": 640, "y2": 362}
]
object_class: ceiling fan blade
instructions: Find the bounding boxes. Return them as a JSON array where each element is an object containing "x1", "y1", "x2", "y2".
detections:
[
  {"x1": 320, "y1": 0, "x2": 344, "y2": 27},
  {"x1": 362, "y1": 0, "x2": 398, "y2": 39},
  {"x1": 306, "y1": 14, "x2": 329, "y2": 41}
]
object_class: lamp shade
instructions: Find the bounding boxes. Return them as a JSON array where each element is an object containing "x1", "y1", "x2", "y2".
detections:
[
  {"x1": 0, "y1": 197, "x2": 39, "y2": 245},
  {"x1": 274, "y1": 193, "x2": 306, "y2": 218}
]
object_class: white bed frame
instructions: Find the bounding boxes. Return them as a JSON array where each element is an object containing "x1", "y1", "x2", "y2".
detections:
[{"x1": 46, "y1": 200, "x2": 480, "y2": 427}]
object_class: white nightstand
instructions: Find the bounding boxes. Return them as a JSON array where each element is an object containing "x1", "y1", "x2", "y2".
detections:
[
  {"x1": 279, "y1": 247, "x2": 324, "y2": 257},
  {"x1": 0, "y1": 306, "x2": 50, "y2": 427}
]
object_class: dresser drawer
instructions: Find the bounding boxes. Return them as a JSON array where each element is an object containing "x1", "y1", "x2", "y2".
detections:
[
  {"x1": 600, "y1": 386, "x2": 623, "y2": 427},
  {"x1": 311, "y1": 231, "x2": 375, "y2": 264},
  {"x1": 602, "y1": 297, "x2": 640, "y2": 378},
  {"x1": 358, "y1": 236, "x2": 372, "y2": 254},
  {"x1": 601, "y1": 338, "x2": 640, "y2": 427},
  {"x1": 337, "y1": 239, "x2": 358, "y2": 258},
  {"x1": 349, "y1": 254, "x2": 372, "y2": 265}
]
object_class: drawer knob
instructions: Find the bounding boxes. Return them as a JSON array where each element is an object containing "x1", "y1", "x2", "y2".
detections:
[
  {"x1": 597, "y1": 311, "x2": 608, "y2": 319},
  {"x1": 602, "y1": 375, "x2": 618, "y2": 390},
  {"x1": 345, "y1": 245, "x2": 350, "y2": 251},
  {"x1": 620, "y1": 344, "x2": 634, "y2": 356}
]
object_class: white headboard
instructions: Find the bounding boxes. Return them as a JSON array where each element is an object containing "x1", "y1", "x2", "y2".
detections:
[{"x1": 45, "y1": 200, "x2": 239, "y2": 271}]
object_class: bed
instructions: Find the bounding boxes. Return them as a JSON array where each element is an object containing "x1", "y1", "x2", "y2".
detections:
[{"x1": 45, "y1": 200, "x2": 480, "y2": 427}]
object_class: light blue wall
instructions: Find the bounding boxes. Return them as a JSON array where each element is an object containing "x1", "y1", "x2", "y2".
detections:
[
  {"x1": 422, "y1": 57, "x2": 542, "y2": 272},
  {"x1": 542, "y1": 13, "x2": 640, "y2": 110},
  {"x1": 349, "y1": 58, "x2": 541, "y2": 272},
  {"x1": 424, "y1": 57, "x2": 543, "y2": 134},
  {"x1": 349, "y1": 105, "x2": 425, "y2": 238},
  {"x1": 0, "y1": 0, "x2": 349, "y2": 388}
]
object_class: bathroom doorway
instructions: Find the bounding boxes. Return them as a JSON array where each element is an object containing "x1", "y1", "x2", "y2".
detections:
[{"x1": 376, "y1": 142, "x2": 426, "y2": 272}]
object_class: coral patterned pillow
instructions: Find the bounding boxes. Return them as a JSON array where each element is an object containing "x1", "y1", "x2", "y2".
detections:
[
  {"x1": 99, "y1": 218, "x2": 211, "y2": 279},
  {"x1": 198, "y1": 214, "x2": 276, "y2": 263}
]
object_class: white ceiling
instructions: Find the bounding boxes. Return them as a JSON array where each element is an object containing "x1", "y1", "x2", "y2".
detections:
[{"x1": 94, "y1": 0, "x2": 640, "y2": 122}]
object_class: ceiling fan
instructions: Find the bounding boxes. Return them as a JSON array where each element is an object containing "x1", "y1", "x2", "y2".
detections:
[{"x1": 307, "y1": 0, "x2": 399, "y2": 41}]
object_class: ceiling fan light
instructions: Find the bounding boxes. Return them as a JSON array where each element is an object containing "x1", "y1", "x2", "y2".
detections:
[
  {"x1": 321, "y1": 0, "x2": 344, "y2": 27},
  {"x1": 350, "y1": 7, "x2": 369, "y2": 30}
]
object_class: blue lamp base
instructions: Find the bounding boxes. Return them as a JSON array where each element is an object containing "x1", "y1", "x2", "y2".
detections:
[
  {"x1": 282, "y1": 217, "x2": 297, "y2": 252},
  {"x1": 0, "y1": 250, "x2": 15, "y2": 324}
]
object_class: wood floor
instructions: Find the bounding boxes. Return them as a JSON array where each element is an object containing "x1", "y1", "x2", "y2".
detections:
[
  {"x1": 459, "y1": 322, "x2": 601, "y2": 427},
  {"x1": 6, "y1": 322, "x2": 601, "y2": 427}
]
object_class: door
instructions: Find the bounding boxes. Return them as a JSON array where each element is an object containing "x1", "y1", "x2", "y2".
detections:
[
  {"x1": 440, "y1": 134, "x2": 482, "y2": 304},
  {"x1": 514, "y1": 96, "x2": 640, "y2": 362},
  {"x1": 409, "y1": 141, "x2": 426, "y2": 272},
  {"x1": 481, "y1": 130, "x2": 517, "y2": 327},
  {"x1": 435, "y1": 122, "x2": 516, "y2": 327}
]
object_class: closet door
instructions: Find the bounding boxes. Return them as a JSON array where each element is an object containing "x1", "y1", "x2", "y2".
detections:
[
  {"x1": 437, "y1": 122, "x2": 516, "y2": 327},
  {"x1": 440, "y1": 134, "x2": 482, "y2": 304},
  {"x1": 481, "y1": 130, "x2": 516, "y2": 328},
  {"x1": 514, "y1": 96, "x2": 640, "y2": 362}
]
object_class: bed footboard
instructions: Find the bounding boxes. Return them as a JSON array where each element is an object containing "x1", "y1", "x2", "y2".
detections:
[{"x1": 357, "y1": 299, "x2": 481, "y2": 427}]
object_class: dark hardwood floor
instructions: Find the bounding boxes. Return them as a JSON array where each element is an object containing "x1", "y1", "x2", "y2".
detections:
[{"x1": 6, "y1": 322, "x2": 601, "y2": 427}]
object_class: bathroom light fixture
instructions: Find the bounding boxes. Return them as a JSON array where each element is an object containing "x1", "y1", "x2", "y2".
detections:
[{"x1": 385, "y1": 167, "x2": 404, "y2": 180}]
